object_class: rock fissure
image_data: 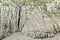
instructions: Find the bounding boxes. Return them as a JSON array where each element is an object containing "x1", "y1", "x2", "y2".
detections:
[{"x1": 17, "y1": 7, "x2": 21, "y2": 31}]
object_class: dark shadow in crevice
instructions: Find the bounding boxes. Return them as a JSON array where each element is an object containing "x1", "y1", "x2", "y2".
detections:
[{"x1": 17, "y1": 6, "x2": 22, "y2": 31}]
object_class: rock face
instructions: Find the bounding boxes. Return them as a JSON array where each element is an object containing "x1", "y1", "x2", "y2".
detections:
[
  {"x1": 3, "y1": 32, "x2": 37, "y2": 40},
  {"x1": 3, "y1": 32, "x2": 60, "y2": 40},
  {"x1": 21, "y1": 0, "x2": 60, "y2": 38},
  {"x1": 21, "y1": 6, "x2": 56, "y2": 38},
  {"x1": 0, "y1": 0, "x2": 20, "y2": 39},
  {"x1": 0, "y1": 0, "x2": 60, "y2": 40}
]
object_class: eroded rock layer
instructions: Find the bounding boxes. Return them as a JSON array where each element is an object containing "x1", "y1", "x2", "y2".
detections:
[{"x1": 0, "y1": 0, "x2": 60, "y2": 40}]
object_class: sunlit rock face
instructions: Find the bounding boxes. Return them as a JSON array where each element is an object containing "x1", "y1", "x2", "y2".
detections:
[
  {"x1": 21, "y1": 0, "x2": 60, "y2": 38},
  {"x1": 0, "y1": 0, "x2": 60, "y2": 39},
  {"x1": 3, "y1": 33, "x2": 36, "y2": 40},
  {"x1": 21, "y1": 6, "x2": 55, "y2": 38},
  {"x1": 0, "y1": 0, "x2": 20, "y2": 39}
]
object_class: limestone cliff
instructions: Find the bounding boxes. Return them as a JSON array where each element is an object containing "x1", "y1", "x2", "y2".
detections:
[{"x1": 0, "y1": 0, "x2": 60, "y2": 40}]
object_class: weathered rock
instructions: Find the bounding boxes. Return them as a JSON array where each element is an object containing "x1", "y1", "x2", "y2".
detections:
[
  {"x1": 0, "y1": 0, "x2": 20, "y2": 39},
  {"x1": 21, "y1": 4, "x2": 60, "y2": 39},
  {"x1": 3, "y1": 32, "x2": 60, "y2": 40},
  {"x1": 1, "y1": 0, "x2": 60, "y2": 39},
  {"x1": 3, "y1": 32, "x2": 37, "y2": 40}
]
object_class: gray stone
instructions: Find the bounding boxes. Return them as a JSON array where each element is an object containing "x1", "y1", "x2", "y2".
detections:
[
  {"x1": 1, "y1": 0, "x2": 60, "y2": 39},
  {"x1": 3, "y1": 32, "x2": 37, "y2": 40}
]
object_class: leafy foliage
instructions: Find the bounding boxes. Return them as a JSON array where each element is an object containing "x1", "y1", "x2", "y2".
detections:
[
  {"x1": 24, "y1": 0, "x2": 46, "y2": 6},
  {"x1": 0, "y1": 0, "x2": 46, "y2": 6}
]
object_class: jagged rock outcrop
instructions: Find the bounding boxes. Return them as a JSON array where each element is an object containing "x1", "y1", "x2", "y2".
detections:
[
  {"x1": 0, "y1": 0, "x2": 20, "y2": 39},
  {"x1": 0, "y1": 0, "x2": 60, "y2": 40},
  {"x1": 21, "y1": 0, "x2": 60, "y2": 38}
]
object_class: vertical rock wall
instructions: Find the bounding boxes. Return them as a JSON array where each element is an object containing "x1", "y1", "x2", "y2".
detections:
[
  {"x1": 0, "y1": 0, "x2": 60, "y2": 39},
  {"x1": 0, "y1": 0, "x2": 20, "y2": 39}
]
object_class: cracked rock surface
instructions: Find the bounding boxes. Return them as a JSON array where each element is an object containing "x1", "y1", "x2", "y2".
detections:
[
  {"x1": 3, "y1": 32, "x2": 60, "y2": 40},
  {"x1": 0, "y1": 0, "x2": 60, "y2": 40}
]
